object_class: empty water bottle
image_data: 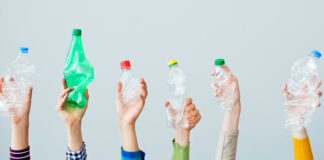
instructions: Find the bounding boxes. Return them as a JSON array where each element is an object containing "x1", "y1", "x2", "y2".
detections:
[
  {"x1": 0, "y1": 47, "x2": 35, "y2": 116},
  {"x1": 166, "y1": 60, "x2": 188, "y2": 129},
  {"x1": 120, "y1": 60, "x2": 140, "y2": 103},
  {"x1": 211, "y1": 59, "x2": 236, "y2": 110},
  {"x1": 285, "y1": 50, "x2": 322, "y2": 129},
  {"x1": 64, "y1": 29, "x2": 94, "y2": 109}
]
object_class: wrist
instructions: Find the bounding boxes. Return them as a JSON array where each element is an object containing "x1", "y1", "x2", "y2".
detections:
[
  {"x1": 66, "y1": 119, "x2": 82, "y2": 129},
  {"x1": 222, "y1": 101, "x2": 241, "y2": 132},
  {"x1": 175, "y1": 128, "x2": 190, "y2": 147},
  {"x1": 11, "y1": 122, "x2": 29, "y2": 150},
  {"x1": 66, "y1": 121, "x2": 83, "y2": 152},
  {"x1": 291, "y1": 126, "x2": 307, "y2": 139}
]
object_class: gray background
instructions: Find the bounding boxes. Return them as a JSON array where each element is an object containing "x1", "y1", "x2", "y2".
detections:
[{"x1": 0, "y1": 0, "x2": 324, "y2": 159}]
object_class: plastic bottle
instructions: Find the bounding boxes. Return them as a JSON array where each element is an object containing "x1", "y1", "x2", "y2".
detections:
[
  {"x1": 0, "y1": 47, "x2": 35, "y2": 116},
  {"x1": 166, "y1": 60, "x2": 188, "y2": 129},
  {"x1": 211, "y1": 59, "x2": 235, "y2": 110},
  {"x1": 64, "y1": 29, "x2": 94, "y2": 108},
  {"x1": 120, "y1": 60, "x2": 140, "y2": 103},
  {"x1": 286, "y1": 50, "x2": 322, "y2": 128}
]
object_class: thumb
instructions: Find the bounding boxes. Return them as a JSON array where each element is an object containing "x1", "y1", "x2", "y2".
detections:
[{"x1": 25, "y1": 86, "x2": 33, "y2": 112}]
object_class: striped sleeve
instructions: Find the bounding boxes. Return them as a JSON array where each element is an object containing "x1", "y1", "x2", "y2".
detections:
[{"x1": 10, "y1": 146, "x2": 30, "y2": 160}]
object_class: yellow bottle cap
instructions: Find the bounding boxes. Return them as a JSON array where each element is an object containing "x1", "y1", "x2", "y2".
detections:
[{"x1": 168, "y1": 59, "x2": 178, "y2": 67}]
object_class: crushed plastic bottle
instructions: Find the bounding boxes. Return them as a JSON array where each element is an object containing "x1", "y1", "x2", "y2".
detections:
[
  {"x1": 64, "y1": 29, "x2": 94, "y2": 108},
  {"x1": 166, "y1": 60, "x2": 188, "y2": 129},
  {"x1": 211, "y1": 59, "x2": 236, "y2": 110},
  {"x1": 120, "y1": 60, "x2": 140, "y2": 103},
  {"x1": 285, "y1": 50, "x2": 322, "y2": 129},
  {"x1": 0, "y1": 47, "x2": 35, "y2": 116}
]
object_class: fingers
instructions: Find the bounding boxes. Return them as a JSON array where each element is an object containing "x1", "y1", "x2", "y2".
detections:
[
  {"x1": 84, "y1": 88, "x2": 89, "y2": 100},
  {"x1": 223, "y1": 65, "x2": 231, "y2": 73},
  {"x1": 315, "y1": 80, "x2": 322, "y2": 90},
  {"x1": 317, "y1": 90, "x2": 323, "y2": 97},
  {"x1": 184, "y1": 97, "x2": 193, "y2": 106},
  {"x1": 186, "y1": 104, "x2": 201, "y2": 124},
  {"x1": 25, "y1": 86, "x2": 33, "y2": 112},
  {"x1": 164, "y1": 101, "x2": 170, "y2": 108},
  {"x1": 116, "y1": 81, "x2": 123, "y2": 102},
  {"x1": 61, "y1": 88, "x2": 73, "y2": 98},
  {"x1": 62, "y1": 78, "x2": 68, "y2": 89},
  {"x1": 0, "y1": 76, "x2": 3, "y2": 94},
  {"x1": 282, "y1": 83, "x2": 288, "y2": 92},
  {"x1": 139, "y1": 78, "x2": 148, "y2": 99}
]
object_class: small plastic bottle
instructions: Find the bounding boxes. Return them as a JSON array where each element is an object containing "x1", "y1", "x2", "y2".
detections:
[
  {"x1": 0, "y1": 47, "x2": 35, "y2": 116},
  {"x1": 211, "y1": 59, "x2": 235, "y2": 110},
  {"x1": 286, "y1": 50, "x2": 322, "y2": 129},
  {"x1": 166, "y1": 59, "x2": 188, "y2": 128},
  {"x1": 120, "y1": 60, "x2": 140, "y2": 103}
]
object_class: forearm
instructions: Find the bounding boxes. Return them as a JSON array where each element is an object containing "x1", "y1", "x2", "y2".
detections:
[
  {"x1": 11, "y1": 121, "x2": 29, "y2": 150},
  {"x1": 120, "y1": 123, "x2": 139, "y2": 152},
  {"x1": 291, "y1": 127, "x2": 307, "y2": 139},
  {"x1": 292, "y1": 128, "x2": 313, "y2": 160},
  {"x1": 222, "y1": 102, "x2": 241, "y2": 132},
  {"x1": 66, "y1": 121, "x2": 84, "y2": 151}
]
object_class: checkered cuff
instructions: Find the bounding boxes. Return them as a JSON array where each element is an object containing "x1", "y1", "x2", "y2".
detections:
[{"x1": 66, "y1": 142, "x2": 87, "y2": 160}]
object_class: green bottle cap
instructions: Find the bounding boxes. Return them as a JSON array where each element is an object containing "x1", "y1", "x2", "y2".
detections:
[
  {"x1": 215, "y1": 59, "x2": 225, "y2": 66},
  {"x1": 72, "y1": 29, "x2": 82, "y2": 35}
]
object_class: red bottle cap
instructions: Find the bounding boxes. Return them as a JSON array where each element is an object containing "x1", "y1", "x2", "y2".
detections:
[{"x1": 120, "y1": 60, "x2": 131, "y2": 69}]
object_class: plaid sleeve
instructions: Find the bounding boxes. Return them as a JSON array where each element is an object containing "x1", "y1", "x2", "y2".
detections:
[
  {"x1": 121, "y1": 147, "x2": 145, "y2": 160},
  {"x1": 66, "y1": 142, "x2": 87, "y2": 160},
  {"x1": 10, "y1": 146, "x2": 30, "y2": 160}
]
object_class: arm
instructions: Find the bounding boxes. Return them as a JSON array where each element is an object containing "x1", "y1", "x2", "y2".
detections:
[
  {"x1": 116, "y1": 78, "x2": 147, "y2": 160},
  {"x1": 57, "y1": 79, "x2": 88, "y2": 160},
  {"x1": 0, "y1": 77, "x2": 33, "y2": 160},
  {"x1": 212, "y1": 74, "x2": 241, "y2": 160},
  {"x1": 170, "y1": 98, "x2": 201, "y2": 160},
  {"x1": 283, "y1": 82, "x2": 322, "y2": 160}
]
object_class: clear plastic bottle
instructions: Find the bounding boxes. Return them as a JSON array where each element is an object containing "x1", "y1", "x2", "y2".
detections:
[
  {"x1": 0, "y1": 47, "x2": 35, "y2": 116},
  {"x1": 120, "y1": 60, "x2": 140, "y2": 103},
  {"x1": 166, "y1": 60, "x2": 188, "y2": 128},
  {"x1": 286, "y1": 50, "x2": 322, "y2": 128},
  {"x1": 211, "y1": 59, "x2": 235, "y2": 110}
]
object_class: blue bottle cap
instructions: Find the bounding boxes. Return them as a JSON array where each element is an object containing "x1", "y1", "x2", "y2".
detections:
[
  {"x1": 19, "y1": 47, "x2": 29, "y2": 54},
  {"x1": 311, "y1": 50, "x2": 321, "y2": 59}
]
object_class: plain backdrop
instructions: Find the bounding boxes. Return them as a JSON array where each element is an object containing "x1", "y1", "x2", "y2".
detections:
[{"x1": 1, "y1": 0, "x2": 324, "y2": 159}]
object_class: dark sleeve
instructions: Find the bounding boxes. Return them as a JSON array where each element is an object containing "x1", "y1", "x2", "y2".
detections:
[{"x1": 10, "y1": 146, "x2": 30, "y2": 160}]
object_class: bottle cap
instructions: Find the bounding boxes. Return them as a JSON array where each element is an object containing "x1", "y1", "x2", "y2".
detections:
[
  {"x1": 311, "y1": 50, "x2": 322, "y2": 59},
  {"x1": 215, "y1": 59, "x2": 225, "y2": 66},
  {"x1": 72, "y1": 29, "x2": 82, "y2": 35},
  {"x1": 120, "y1": 60, "x2": 131, "y2": 69},
  {"x1": 168, "y1": 59, "x2": 178, "y2": 68},
  {"x1": 19, "y1": 47, "x2": 28, "y2": 54}
]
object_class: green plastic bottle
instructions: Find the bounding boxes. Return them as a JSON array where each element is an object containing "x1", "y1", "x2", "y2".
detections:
[{"x1": 63, "y1": 29, "x2": 94, "y2": 108}]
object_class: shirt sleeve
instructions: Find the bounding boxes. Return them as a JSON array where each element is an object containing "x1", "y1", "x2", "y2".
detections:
[
  {"x1": 121, "y1": 147, "x2": 145, "y2": 160},
  {"x1": 293, "y1": 137, "x2": 313, "y2": 160},
  {"x1": 216, "y1": 131, "x2": 239, "y2": 160},
  {"x1": 172, "y1": 139, "x2": 190, "y2": 160},
  {"x1": 66, "y1": 142, "x2": 87, "y2": 160},
  {"x1": 10, "y1": 146, "x2": 30, "y2": 160}
]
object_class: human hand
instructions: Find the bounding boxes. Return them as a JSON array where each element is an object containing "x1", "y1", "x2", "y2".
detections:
[
  {"x1": 0, "y1": 77, "x2": 33, "y2": 150},
  {"x1": 166, "y1": 98, "x2": 201, "y2": 146},
  {"x1": 283, "y1": 80, "x2": 322, "y2": 133},
  {"x1": 116, "y1": 78, "x2": 148, "y2": 127},
  {"x1": 57, "y1": 79, "x2": 89, "y2": 127},
  {"x1": 211, "y1": 72, "x2": 241, "y2": 111}
]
